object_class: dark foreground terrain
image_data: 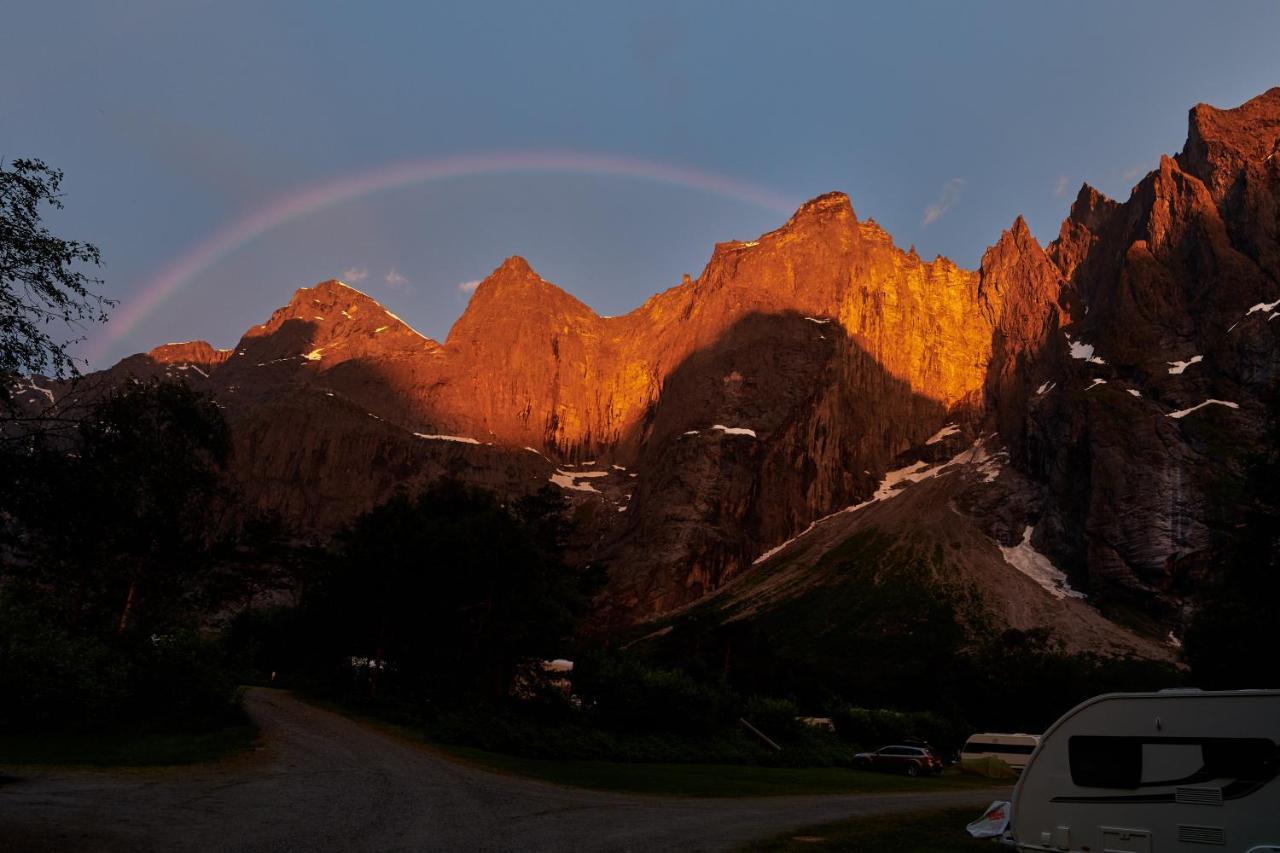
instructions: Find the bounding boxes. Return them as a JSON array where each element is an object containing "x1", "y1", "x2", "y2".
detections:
[{"x1": 0, "y1": 689, "x2": 1001, "y2": 852}]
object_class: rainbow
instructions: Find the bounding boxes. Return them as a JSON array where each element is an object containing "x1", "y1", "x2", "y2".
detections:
[{"x1": 88, "y1": 151, "x2": 798, "y2": 361}]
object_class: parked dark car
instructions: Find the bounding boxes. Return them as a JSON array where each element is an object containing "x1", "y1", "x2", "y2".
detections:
[{"x1": 852, "y1": 744, "x2": 944, "y2": 776}]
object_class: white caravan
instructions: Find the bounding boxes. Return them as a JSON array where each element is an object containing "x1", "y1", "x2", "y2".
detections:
[
  {"x1": 961, "y1": 732, "x2": 1040, "y2": 773},
  {"x1": 1009, "y1": 689, "x2": 1280, "y2": 852}
]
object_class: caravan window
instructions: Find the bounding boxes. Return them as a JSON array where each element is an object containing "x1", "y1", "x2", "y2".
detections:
[
  {"x1": 1069, "y1": 736, "x2": 1279, "y2": 790},
  {"x1": 962, "y1": 741, "x2": 1036, "y2": 756}
]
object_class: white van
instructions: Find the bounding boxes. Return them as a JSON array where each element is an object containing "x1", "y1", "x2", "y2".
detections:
[
  {"x1": 1009, "y1": 689, "x2": 1280, "y2": 852},
  {"x1": 961, "y1": 732, "x2": 1040, "y2": 774}
]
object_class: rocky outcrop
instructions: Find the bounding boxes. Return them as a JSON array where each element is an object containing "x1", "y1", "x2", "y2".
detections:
[{"x1": 1007, "y1": 89, "x2": 1280, "y2": 622}]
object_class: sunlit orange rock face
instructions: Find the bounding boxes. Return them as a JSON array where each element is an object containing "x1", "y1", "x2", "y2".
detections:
[
  {"x1": 381, "y1": 192, "x2": 1056, "y2": 459},
  {"x1": 177, "y1": 190, "x2": 1061, "y2": 467}
]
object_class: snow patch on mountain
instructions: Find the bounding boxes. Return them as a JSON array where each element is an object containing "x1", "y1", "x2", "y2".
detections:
[
  {"x1": 413, "y1": 433, "x2": 480, "y2": 444},
  {"x1": 999, "y1": 526, "x2": 1085, "y2": 600},
  {"x1": 1065, "y1": 334, "x2": 1106, "y2": 364},
  {"x1": 925, "y1": 423, "x2": 959, "y2": 445},
  {"x1": 549, "y1": 470, "x2": 601, "y2": 493},
  {"x1": 1167, "y1": 355, "x2": 1203, "y2": 375},
  {"x1": 1167, "y1": 399, "x2": 1239, "y2": 419},
  {"x1": 382, "y1": 309, "x2": 432, "y2": 342}
]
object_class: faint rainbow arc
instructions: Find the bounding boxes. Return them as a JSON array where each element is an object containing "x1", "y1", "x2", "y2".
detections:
[{"x1": 90, "y1": 151, "x2": 798, "y2": 361}]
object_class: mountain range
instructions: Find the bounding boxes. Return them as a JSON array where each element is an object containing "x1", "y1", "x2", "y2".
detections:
[{"x1": 37, "y1": 87, "x2": 1279, "y2": 659}]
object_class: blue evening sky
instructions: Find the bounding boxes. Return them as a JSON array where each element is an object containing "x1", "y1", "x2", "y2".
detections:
[{"x1": 3, "y1": 1, "x2": 1278, "y2": 366}]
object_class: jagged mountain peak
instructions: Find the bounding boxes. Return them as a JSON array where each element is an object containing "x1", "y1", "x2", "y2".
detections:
[
  {"x1": 1067, "y1": 183, "x2": 1118, "y2": 231},
  {"x1": 785, "y1": 190, "x2": 856, "y2": 224},
  {"x1": 276, "y1": 278, "x2": 401, "y2": 326},
  {"x1": 146, "y1": 340, "x2": 232, "y2": 366},
  {"x1": 1180, "y1": 86, "x2": 1280, "y2": 198},
  {"x1": 448, "y1": 256, "x2": 599, "y2": 347},
  {"x1": 979, "y1": 214, "x2": 1065, "y2": 327}
]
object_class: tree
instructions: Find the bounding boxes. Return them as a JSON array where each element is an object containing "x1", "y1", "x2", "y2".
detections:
[
  {"x1": 7, "y1": 378, "x2": 233, "y2": 634},
  {"x1": 1, "y1": 158, "x2": 109, "y2": 386},
  {"x1": 1184, "y1": 394, "x2": 1280, "y2": 688},
  {"x1": 0, "y1": 379, "x2": 241, "y2": 732},
  {"x1": 308, "y1": 481, "x2": 588, "y2": 701}
]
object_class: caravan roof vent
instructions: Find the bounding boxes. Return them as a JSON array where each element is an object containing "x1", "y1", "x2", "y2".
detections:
[
  {"x1": 1177, "y1": 786, "x2": 1225, "y2": 806},
  {"x1": 1178, "y1": 824, "x2": 1226, "y2": 845}
]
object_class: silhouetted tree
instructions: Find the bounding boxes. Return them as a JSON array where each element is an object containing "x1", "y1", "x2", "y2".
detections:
[
  {"x1": 0, "y1": 379, "x2": 240, "y2": 731},
  {"x1": 309, "y1": 480, "x2": 588, "y2": 701},
  {"x1": 6, "y1": 379, "x2": 232, "y2": 634},
  {"x1": 0, "y1": 158, "x2": 109, "y2": 387}
]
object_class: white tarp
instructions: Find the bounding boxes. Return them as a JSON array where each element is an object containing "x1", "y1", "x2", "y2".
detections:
[{"x1": 966, "y1": 800, "x2": 1012, "y2": 838}]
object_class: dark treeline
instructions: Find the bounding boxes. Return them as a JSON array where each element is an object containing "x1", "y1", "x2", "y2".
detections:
[
  {"x1": 234, "y1": 479, "x2": 602, "y2": 704},
  {"x1": 1, "y1": 379, "x2": 243, "y2": 732},
  {"x1": 0, "y1": 374, "x2": 1260, "y2": 762}
]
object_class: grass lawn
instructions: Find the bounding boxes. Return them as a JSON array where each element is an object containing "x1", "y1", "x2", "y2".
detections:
[
  {"x1": 0, "y1": 715, "x2": 258, "y2": 767},
  {"x1": 434, "y1": 745, "x2": 1008, "y2": 797},
  {"x1": 309, "y1": 698, "x2": 1008, "y2": 798},
  {"x1": 737, "y1": 806, "x2": 996, "y2": 851}
]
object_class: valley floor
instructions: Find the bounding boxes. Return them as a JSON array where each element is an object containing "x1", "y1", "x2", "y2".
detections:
[{"x1": 0, "y1": 688, "x2": 1004, "y2": 853}]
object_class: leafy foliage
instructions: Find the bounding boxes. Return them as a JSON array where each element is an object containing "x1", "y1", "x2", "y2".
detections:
[
  {"x1": 301, "y1": 482, "x2": 593, "y2": 702},
  {"x1": 0, "y1": 158, "x2": 109, "y2": 383},
  {"x1": 0, "y1": 588, "x2": 240, "y2": 732},
  {"x1": 831, "y1": 706, "x2": 963, "y2": 753},
  {"x1": 0, "y1": 379, "x2": 242, "y2": 734},
  {"x1": 572, "y1": 648, "x2": 738, "y2": 735},
  {"x1": 6, "y1": 379, "x2": 232, "y2": 634}
]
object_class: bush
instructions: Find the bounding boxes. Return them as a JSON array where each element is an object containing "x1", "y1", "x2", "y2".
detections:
[
  {"x1": 831, "y1": 706, "x2": 964, "y2": 754},
  {"x1": 0, "y1": 591, "x2": 240, "y2": 732},
  {"x1": 573, "y1": 651, "x2": 738, "y2": 735},
  {"x1": 742, "y1": 695, "x2": 802, "y2": 741}
]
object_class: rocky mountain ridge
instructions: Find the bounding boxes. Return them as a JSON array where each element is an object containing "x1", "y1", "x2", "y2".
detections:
[{"x1": 84, "y1": 88, "x2": 1280, "y2": 653}]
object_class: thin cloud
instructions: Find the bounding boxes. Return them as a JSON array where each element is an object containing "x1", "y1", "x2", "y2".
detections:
[
  {"x1": 922, "y1": 178, "x2": 965, "y2": 226},
  {"x1": 1121, "y1": 164, "x2": 1148, "y2": 183},
  {"x1": 457, "y1": 279, "x2": 482, "y2": 295},
  {"x1": 341, "y1": 266, "x2": 368, "y2": 283},
  {"x1": 1054, "y1": 176, "x2": 1072, "y2": 198},
  {"x1": 384, "y1": 268, "x2": 409, "y2": 290}
]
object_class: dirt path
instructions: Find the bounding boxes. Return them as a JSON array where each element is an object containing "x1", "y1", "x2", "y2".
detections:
[{"x1": 0, "y1": 688, "x2": 1003, "y2": 852}]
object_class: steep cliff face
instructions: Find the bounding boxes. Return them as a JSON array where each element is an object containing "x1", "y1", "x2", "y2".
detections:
[
  {"x1": 88, "y1": 89, "x2": 1280, "y2": 652},
  {"x1": 401, "y1": 192, "x2": 1000, "y2": 462},
  {"x1": 978, "y1": 216, "x2": 1072, "y2": 453},
  {"x1": 1008, "y1": 88, "x2": 1280, "y2": 622}
]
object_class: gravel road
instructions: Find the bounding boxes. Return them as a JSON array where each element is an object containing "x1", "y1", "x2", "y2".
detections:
[{"x1": 0, "y1": 688, "x2": 1003, "y2": 852}]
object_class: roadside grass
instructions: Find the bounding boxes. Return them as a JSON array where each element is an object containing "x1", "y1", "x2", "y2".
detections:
[
  {"x1": 737, "y1": 806, "x2": 994, "y2": 851},
  {"x1": 433, "y1": 744, "x2": 1006, "y2": 797},
  {"x1": 0, "y1": 713, "x2": 258, "y2": 767},
  {"x1": 308, "y1": 696, "x2": 1007, "y2": 798}
]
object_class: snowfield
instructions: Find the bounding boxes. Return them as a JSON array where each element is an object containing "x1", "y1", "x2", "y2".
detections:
[{"x1": 998, "y1": 526, "x2": 1085, "y2": 600}]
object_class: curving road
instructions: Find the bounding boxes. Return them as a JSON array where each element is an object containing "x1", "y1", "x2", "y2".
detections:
[{"x1": 0, "y1": 688, "x2": 1003, "y2": 852}]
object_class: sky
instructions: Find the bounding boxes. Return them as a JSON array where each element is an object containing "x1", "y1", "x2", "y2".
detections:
[{"x1": 4, "y1": 1, "x2": 1279, "y2": 368}]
